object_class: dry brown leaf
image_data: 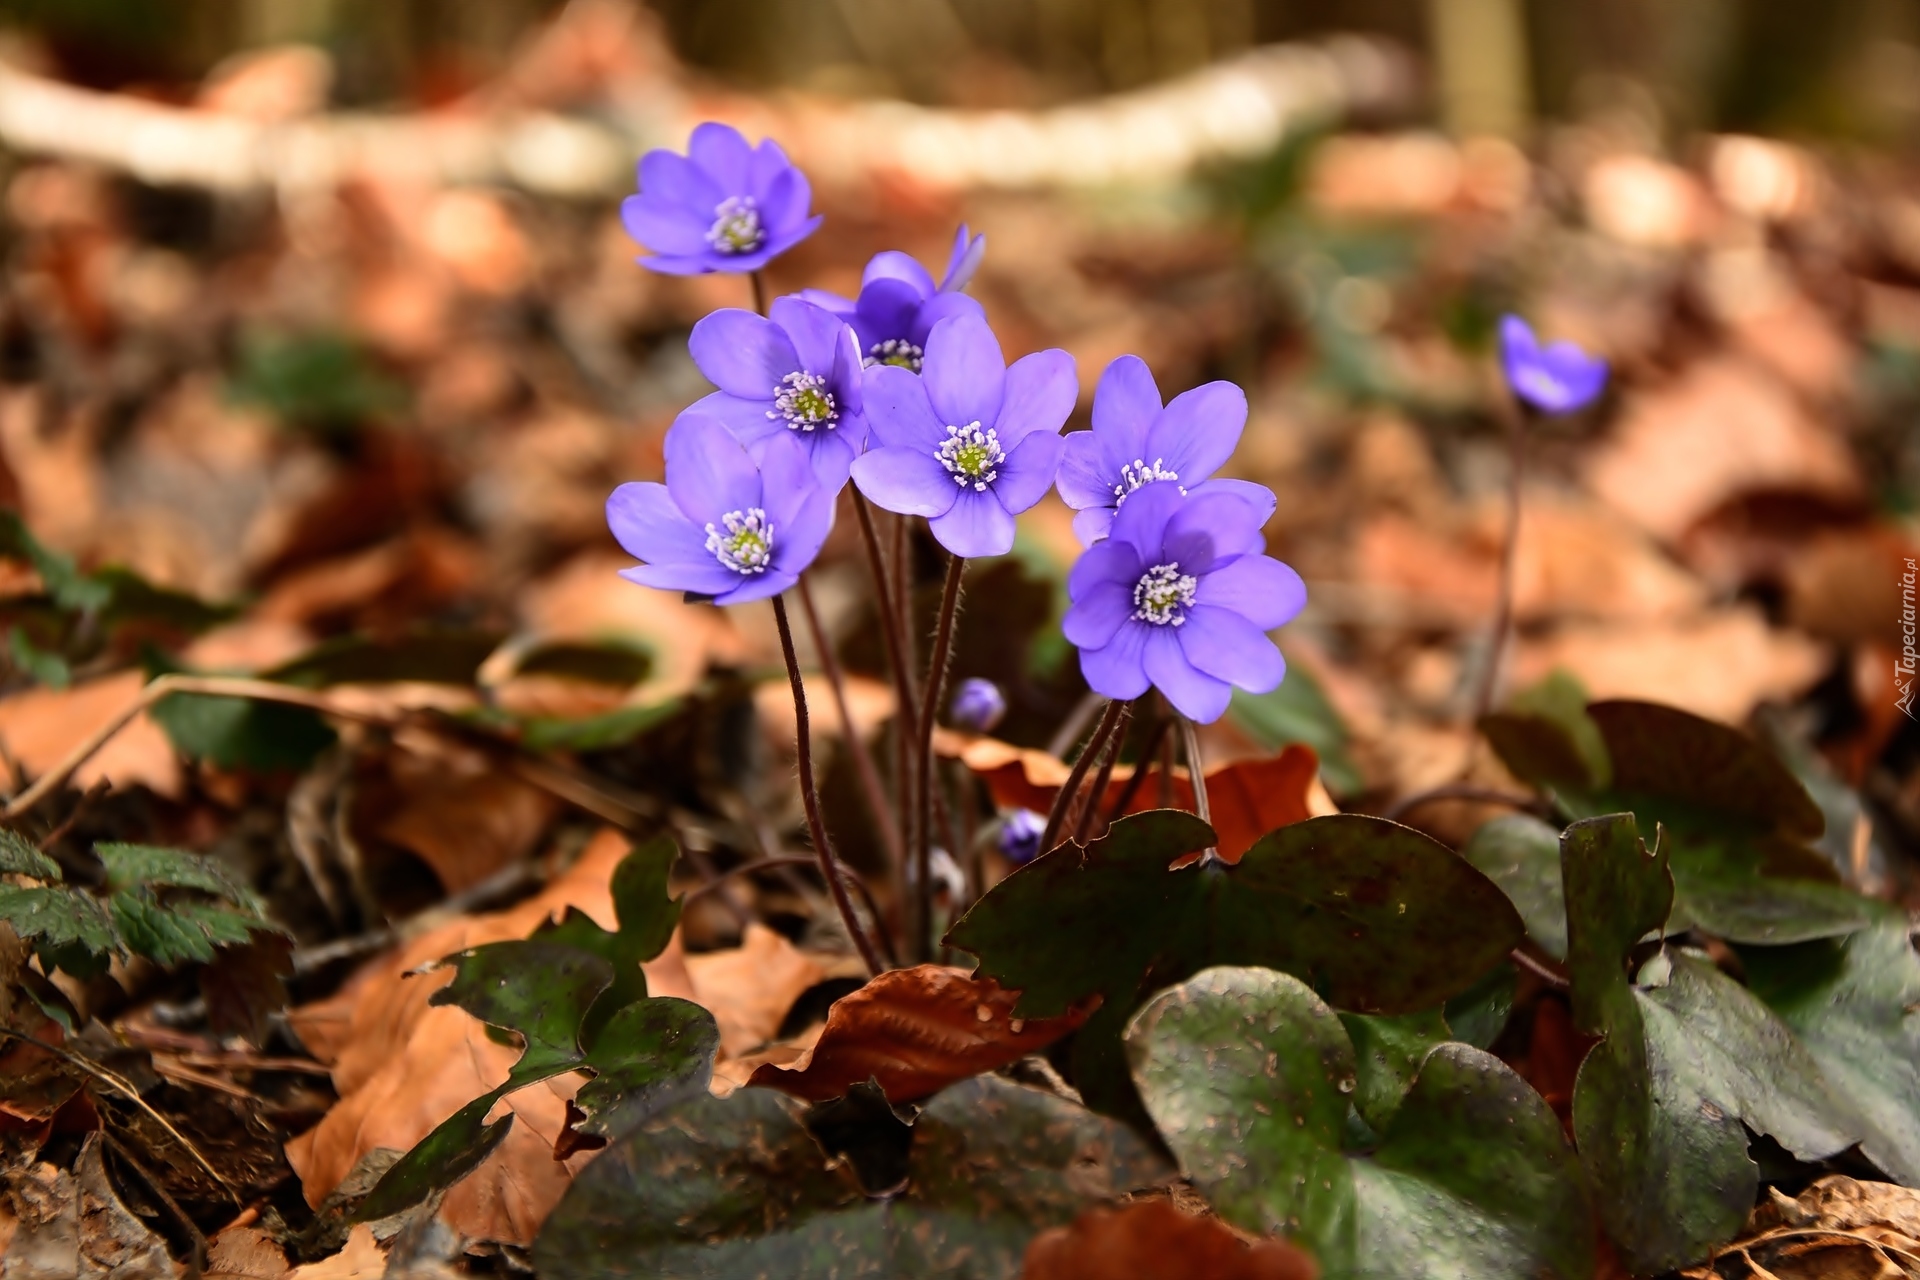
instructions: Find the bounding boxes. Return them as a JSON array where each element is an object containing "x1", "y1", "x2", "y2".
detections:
[
  {"x1": 205, "y1": 1222, "x2": 291, "y2": 1279},
  {"x1": 753, "y1": 671, "x2": 897, "y2": 745},
  {"x1": 683, "y1": 924, "x2": 827, "y2": 1060},
  {"x1": 946, "y1": 736, "x2": 1328, "y2": 863},
  {"x1": 1512, "y1": 607, "x2": 1828, "y2": 724},
  {"x1": 747, "y1": 965, "x2": 1094, "y2": 1104},
  {"x1": 1587, "y1": 358, "x2": 1862, "y2": 542},
  {"x1": 287, "y1": 1224, "x2": 385, "y2": 1280},
  {"x1": 0, "y1": 670, "x2": 181, "y2": 799},
  {"x1": 1022, "y1": 1199, "x2": 1319, "y2": 1280},
  {"x1": 1680, "y1": 1176, "x2": 1920, "y2": 1280},
  {"x1": 369, "y1": 744, "x2": 558, "y2": 894},
  {"x1": 1782, "y1": 528, "x2": 1920, "y2": 649}
]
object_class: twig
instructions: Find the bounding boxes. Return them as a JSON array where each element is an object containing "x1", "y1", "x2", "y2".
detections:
[
  {"x1": 1179, "y1": 715, "x2": 1219, "y2": 862},
  {"x1": 772, "y1": 595, "x2": 886, "y2": 976},
  {"x1": 1509, "y1": 946, "x2": 1569, "y2": 989},
  {"x1": 32, "y1": 777, "x2": 110, "y2": 852},
  {"x1": 750, "y1": 270, "x2": 769, "y2": 316},
  {"x1": 1381, "y1": 784, "x2": 1543, "y2": 824},
  {"x1": 798, "y1": 574, "x2": 906, "y2": 878},
  {"x1": 0, "y1": 1028, "x2": 239, "y2": 1204},
  {"x1": 1039, "y1": 698, "x2": 1126, "y2": 857},
  {"x1": 913, "y1": 554, "x2": 966, "y2": 962},
  {"x1": 1072, "y1": 703, "x2": 1131, "y2": 845}
]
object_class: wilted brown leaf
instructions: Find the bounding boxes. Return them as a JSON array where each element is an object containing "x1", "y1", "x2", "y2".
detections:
[
  {"x1": 0, "y1": 670, "x2": 182, "y2": 799},
  {"x1": 204, "y1": 1222, "x2": 290, "y2": 1279},
  {"x1": 369, "y1": 742, "x2": 559, "y2": 894},
  {"x1": 747, "y1": 965, "x2": 1094, "y2": 1104},
  {"x1": 1022, "y1": 1199, "x2": 1318, "y2": 1280},
  {"x1": 1680, "y1": 1176, "x2": 1920, "y2": 1280}
]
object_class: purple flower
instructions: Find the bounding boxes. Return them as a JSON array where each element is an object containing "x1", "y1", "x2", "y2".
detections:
[
  {"x1": 606, "y1": 412, "x2": 833, "y2": 605},
  {"x1": 1063, "y1": 483, "x2": 1304, "y2": 724},
  {"x1": 1499, "y1": 315, "x2": 1608, "y2": 414},
  {"x1": 949, "y1": 678, "x2": 1006, "y2": 732},
  {"x1": 621, "y1": 122, "x2": 822, "y2": 275},
  {"x1": 852, "y1": 312, "x2": 1075, "y2": 558},
  {"x1": 688, "y1": 297, "x2": 867, "y2": 491},
  {"x1": 998, "y1": 808, "x2": 1046, "y2": 864},
  {"x1": 1055, "y1": 356, "x2": 1276, "y2": 548},
  {"x1": 800, "y1": 226, "x2": 988, "y2": 372}
]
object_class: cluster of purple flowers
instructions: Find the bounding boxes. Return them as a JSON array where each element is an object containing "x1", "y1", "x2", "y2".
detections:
[{"x1": 607, "y1": 123, "x2": 1608, "y2": 733}]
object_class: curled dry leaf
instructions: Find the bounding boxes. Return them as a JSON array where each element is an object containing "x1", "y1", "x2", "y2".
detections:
[
  {"x1": 1679, "y1": 1176, "x2": 1920, "y2": 1280},
  {"x1": 285, "y1": 831, "x2": 828, "y2": 1247},
  {"x1": 748, "y1": 965, "x2": 1096, "y2": 1104},
  {"x1": 942, "y1": 735, "x2": 1329, "y2": 863},
  {"x1": 1022, "y1": 1199, "x2": 1319, "y2": 1280}
]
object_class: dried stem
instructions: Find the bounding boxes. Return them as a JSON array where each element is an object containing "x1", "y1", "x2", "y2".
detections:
[
  {"x1": 772, "y1": 595, "x2": 886, "y2": 975},
  {"x1": 797, "y1": 574, "x2": 906, "y2": 877},
  {"x1": 1039, "y1": 698, "x2": 1127, "y2": 857},
  {"x1": 1072, "y1": 702, "x2": 1131, "y2": 845},
  {"x1": 1469, "y1": 400, "x2": 1529, "y2": 730},
  {"x1": 914, "y1": 553, "x2": 966, "y2": 961}
]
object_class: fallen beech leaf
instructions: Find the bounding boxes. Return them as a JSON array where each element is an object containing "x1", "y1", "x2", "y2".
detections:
[
  {"x1": 0, "y1": 670, "x2": 182, "y2": 799},
  {"x1": 683, "y1": 923, "x2": 827, "y2": 1059},
  {"x1": 748, "y1": 965, "x2": 1094, "y2": 1104},
  {"x1": 370, "y1": 744, "x2": 558, "y2": 894},
  {"x1": 753, "y1": 671, "x2": 896, "y2": 745},
  {"x1": 288, "y1": 1223, "x2": 385, "y2": 1280},
  {"x1": 943, "y1": 735, "x2": 1327, "y2": 863},
  {"x1": 1022, "y1": 1199, "x2": 1319, "y2": 1280}
]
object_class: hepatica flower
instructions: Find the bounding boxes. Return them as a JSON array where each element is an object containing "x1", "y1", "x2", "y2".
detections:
[
  {"x1": 949, "y1": 677, "x2": 1006, "y2": 732},
  {"x1": 689, "y1": 297, "x2": 867, "y2": 490},
  {"x1": 621, "y1": 122, "x2": 822, "y2": 275},
  {"x1": 802, "y1": 226, "x2": 988, "y2": 372},
  {"x1": 1056, "y1": 355, "x2": 1276, "y2": 547},
  {"x1": 853, "y1": 312, "x2": 1075, "y2": 558},
  {"x1": 606, "y1": 413, "x2": 832, "y2": 605},
  {"x1": 1498, "y1": 315, "x2": 1608, "y2": 414},
  {"x1": 1064, "y1": 483, "x2": 1305, "y2": 723},
  {"x1": 998, "y1": 808, "x2": 1046, "y2": 865}
]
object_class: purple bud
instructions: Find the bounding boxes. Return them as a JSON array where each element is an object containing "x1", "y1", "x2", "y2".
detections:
[
  {"x1": 998, "y1": 808, "x2": 1047, "y2": 864},
  {"x1": 1498, "y1": 315, "x2": 1608, "y2": 414},
  {"x1": 949, "y1": 678, "x2": 1007, "y2": 732}
]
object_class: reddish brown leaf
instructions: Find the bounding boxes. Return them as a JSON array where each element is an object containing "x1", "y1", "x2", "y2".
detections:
[
  {"x1": 1022, "y1": 1200, "x2": 1319, "y2": 1280},
  {"x1": 747, "y1": 965, "x2": 1094, "y2": 1104}
]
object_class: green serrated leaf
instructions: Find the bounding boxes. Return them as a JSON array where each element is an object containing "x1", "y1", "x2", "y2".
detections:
[
  {"x1": 1562, "y1": 814, "x2": 1863, "y2": 1274},
  {"x1": 1126, "y1": 965, "x2": 1591, "y2": 1280},
  {"x1": 0, "y1": 509, "x2": 110, "y2": 614},
  {"x1": 109, "y1": 889, "x2": 266, "y2": 966},
  {"x1": 0, "y1": 829, "x2": 60, "y2": 879},
  {"x1": 533, "y1": 1074, "x2": 1170, "y2": 1279},
  {"x1": 948, "y1": 810, "x2": 1524, "y2": 1118},
  {"x1": 8, "y1": 625, "x2": 70, "y2": 688},
  {"x1": 0, "y1": 884, "x2": 117, "y2": 976},
  {"x1": 96, "y1": 843, "x2": 262, "y2": 911},
  {"x1": 1461, "y1": 814, "x2": 1567, "y2": 961},
  {"x1": 1743, "y1": 917, "x2": 1920, "y2": 1187}
]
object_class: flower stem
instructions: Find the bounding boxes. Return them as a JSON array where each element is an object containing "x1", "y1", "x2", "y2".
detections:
[
  {"x1": 1469, "y1": 400, "x2": 1529, "y2": 729},
  {"x1": 914, "y1": 552, "x2": 966, "y2": 961},
  {"x1": 1039, "y1": 697, "x2": 1127, "y2": 856},
  {"x1": 1104, "y1": 708, "x2": 1168, "y2": 824},
  {"x1": 1179, "y1": 715, "x2": 1219, "y2": 862},
  {"x1": 1072, "y1": 702, "x2": 1131, "y2": 845},
  {"x1": 771, "y1": 593, "x2": 886, "y2": 976},
  {"x1": 749, "y1": 269, "x2": 769, "y2": 317},
  {"x1": 797, "y1": 573, "x2": 906, "y2": 881}
]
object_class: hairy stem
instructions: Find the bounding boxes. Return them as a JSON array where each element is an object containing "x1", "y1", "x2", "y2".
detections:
[
  {"x1": 797, "y1": 574, "x2": 906, "y2": 879},
  {"x1": 1072, "y1": 702, "x2": 1131, "y2": 845},
  {"x1": 1039, "y1": 697, "x2": 1127, "y2": 857},
  {"x1": 772, "y1": 595, "x2": 886, "y2": 976},
  {"x1": 914, "y1": 553, "x2": 966, "y2": 960},
  {"x1": 1179, "y1": 715, "x2": 1219, "y2": 862}
]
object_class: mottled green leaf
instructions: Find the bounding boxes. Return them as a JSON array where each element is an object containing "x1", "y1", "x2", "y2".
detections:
[
  {"x1": 1480, "y1": 669, "x2": 1608, "y2": 792},
  {"x1": 1443, "y1": 960, "x2": 1517, "y2": 1051},
  {"x1": 0, "y1": 829, "x2": 60, "y2": 880},
  {"x1": 1461, "y1": 814, "x2": 1567, "y2": 960},
  {"x1": 533, "y1": 1074, "x2": 1170, "y2": 1278},
  {"x1": 571, "y1": 998, "x2": 719, "y2": 1144},
  {"x1": 535, "y1": 834, "x2": 683, "y2": 1041},
  {"x1": 1744, "y1": 917, "x2": 1920, "y2": 1187},
  {"x1": 352, "y1": 1094, "x2": 514, "y2": 1225},
  {"x1": 1340, "y1": 1008, "x2": 1451, "y2": 1132},
  {"x1": 948, "y1": 810, "x2": 1524, "y2": 1118},
  {"x1": 1127, "y1": 966, "x2": 1591, "y2": 1280},
  {"x1": 0, "y1": 884, "x2": 117, "y2": 976},
  {"x1": 1562, "y1": 814, "x2": 1862, "y2": 1274}
]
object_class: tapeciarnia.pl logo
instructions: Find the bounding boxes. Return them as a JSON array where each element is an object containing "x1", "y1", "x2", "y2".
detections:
[{"x1": 1901, "y1": 557, "x2": 1918, "y2": 720}]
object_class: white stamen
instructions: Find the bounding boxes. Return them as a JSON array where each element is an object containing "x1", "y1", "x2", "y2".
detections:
[
  {"x1": 1112, "y1": 458, "x2": 1182, "y2": 506},
  {"x1": 865, "y1": 338, "x2": 925, "y2": 372},
  {"x1": 705, "y1": 196, "x2": 764, "y2": 255},
  {"x1": 1132, "y1": 562, "x2": 1197, "y2": 626},
  {"x1": 935, "y1": 421, "x2": 1003, "y2": 492},
  {"x1": 766, "y1": 371, "x2": 838, "y2": 432},
  {"x1": 705, "y1": 508, "x2": 774, "y2": 574}
]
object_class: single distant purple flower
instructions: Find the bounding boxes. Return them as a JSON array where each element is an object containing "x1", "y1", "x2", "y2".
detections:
[
  {"x1": 800, "y1": 226, "x2": 988, "y2": 372},
  {"x1": 852, "y1": 312, "x2": 1075, "y2": 559},
  {"x1": 949, "y1": 678, "x2": 1006, "y2": 732},
  {"x1": 606, "y1": 412, "x2": 832, "y2": 605},
  {"x1": 621, "y1": 123, "x2": 821, "y2": 275},
  {"x1": 1498, "y1": 315, "x2": 1608, "y2": 414},
  {"x1": 1063, "y1": 483, "x2": 1304, "y2": 724},
  {"x1": 998, "y1": 808, "x2": 1047, "y2": 864},
  {"x1": 688, "y1": 297, "x2": 867, "y2": 491},
  {"x1": 1055, "y1": 356, "x2": 1276, "y2": 548}
]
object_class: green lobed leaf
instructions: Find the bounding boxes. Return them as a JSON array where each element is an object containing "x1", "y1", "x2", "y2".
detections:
[
  {"x1": 570, "y1": 998, "x2": 719, "y2": 1145},
  {"x1": 534, "y1": 834, "x2": 683, "y2": 1043},
  {"x1": 948, "y1": 810, "x2": 1524, "y2": 1118},
  {"x1": 1561, "y1": 814, "x2": 1863, "y2": 1274},
  {"x1": 1743, "y1": 917, "x2": 1920, "y2": 1187},
  {"x1": 0, "y1": 883, "x2": 118, "y2": 976},
  {"x1": 149, "y1": 686, "x2": 336, "y2": 772},
  {"x1": 1126, "y1": 965, "x2": 1592, "y2": 1280},
  {"x1": 353, "y1": 1094, "x2": 515, "y2": 1225},
  {"x1": 0, "y1": 829, "x2": 60, "y2": 880},
  {"x1": 1340, "y1": 1009, "x2": 1451, "y2": 1133},
  {"x1": 1460, "y1": 814, "x2": 1567, "y2": 961},
  {"x1": 532, "y1": 1074, "x2": 1170, "y2": 1279}
]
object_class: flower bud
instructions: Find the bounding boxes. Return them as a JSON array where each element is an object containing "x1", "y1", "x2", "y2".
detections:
[
  {"x1": 998, "y1": 808, "x2": 1047, "y2": 865},
  {"x1": 949, "y1": 678, "x2": 1007, "y2": 733}
]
